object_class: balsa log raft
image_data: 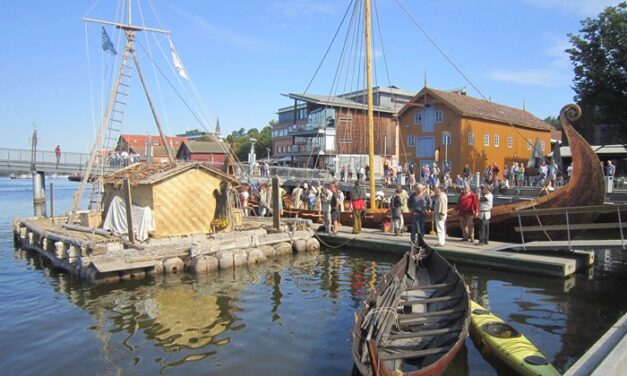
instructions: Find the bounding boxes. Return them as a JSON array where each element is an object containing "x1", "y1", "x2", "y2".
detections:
[{"x1": 13, "y1": 217, "x2": 318, "y2": 284}]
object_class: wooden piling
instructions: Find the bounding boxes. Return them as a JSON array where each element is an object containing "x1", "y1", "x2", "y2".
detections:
[
  {"x1": 272, "y1": 176, "x2": 280, "y2": 230},
  {"x1": 123, "y1": 178, "x2": 135, "y2": 244}
]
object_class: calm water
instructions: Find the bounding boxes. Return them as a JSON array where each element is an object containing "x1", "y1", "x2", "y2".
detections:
[{"x1": 1, "y1": 177, "x2": 625, "y2": 375}]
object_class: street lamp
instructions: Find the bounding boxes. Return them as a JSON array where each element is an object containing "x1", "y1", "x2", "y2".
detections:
[{"x1": 266, "y1": 147, "x2": 271, "y2": 160}]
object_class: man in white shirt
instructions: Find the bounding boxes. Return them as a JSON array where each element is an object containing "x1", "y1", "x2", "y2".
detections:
[
  {"x1": 432, "y1": 185, "x2": 448, "y2": 246},
  {"x1": 477, "y1": 184, "x2": 493, "y2": 245}
]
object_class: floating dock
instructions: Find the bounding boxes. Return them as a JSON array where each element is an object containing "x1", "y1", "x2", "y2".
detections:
[
  {"x1": 13, "y1": 216, "x2": 319, "y2": 284},
  {"x1": 316, "y1": 227, "x2": 594, "y2": 278},
  {"x1": 564, "y1": 312, "x2": 627, "y2": 376}
]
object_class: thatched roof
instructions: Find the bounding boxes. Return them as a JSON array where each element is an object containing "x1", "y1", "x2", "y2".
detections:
[{"x1": 103, "y1": 162, "x2": 239, "y2": 187}]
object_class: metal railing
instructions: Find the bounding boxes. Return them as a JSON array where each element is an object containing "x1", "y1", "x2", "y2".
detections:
[
  {"x1": 513, "y1": 204, "x2": 627, "y2": 251},
  {"x1": 0, "y1": 148, "x2": 91, "y2": 167},
  {"x1": 238, "y1": 164, "x2": 333, "y2": 182}
]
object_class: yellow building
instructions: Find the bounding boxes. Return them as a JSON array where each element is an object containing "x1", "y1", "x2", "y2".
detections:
[{"x1": 398, "y1": 87, "x2": 554, "y2": 177}]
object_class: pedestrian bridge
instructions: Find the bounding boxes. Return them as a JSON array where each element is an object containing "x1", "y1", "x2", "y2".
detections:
[{"x1": 0, "y1": 148, "x2": 117, "y2": 175}]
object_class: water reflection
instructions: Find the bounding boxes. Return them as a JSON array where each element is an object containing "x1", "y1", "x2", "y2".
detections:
[{"x1": 9, "y1": 244, "x2": 626, "y2": 375}]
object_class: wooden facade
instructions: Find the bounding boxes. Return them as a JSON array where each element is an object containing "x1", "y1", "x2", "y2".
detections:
[
  {"x1": 102, "y1": 162, "x2": 239, "y2": 238},
  {"x1": 176, "y1": 140, "x2": 227, "y2": 163},
  {"x1": 398, "y1": 88, "x2": 553, "y2": 177}
]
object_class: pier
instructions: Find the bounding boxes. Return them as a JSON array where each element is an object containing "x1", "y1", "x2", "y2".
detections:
[{"x1": 316, "y1": 227, "x2": 596, "y2": 278}]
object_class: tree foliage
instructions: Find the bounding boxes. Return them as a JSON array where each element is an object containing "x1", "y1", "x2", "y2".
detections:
[
  {"x1": 566, "y1": 2, "x2": 627, "y2": 138},
  {"x1": 544, "y1": 116, "x2": 561, "y2": 130},
  {"x1": 229, "y1": 120, "x2": 275, "y2": 162}
]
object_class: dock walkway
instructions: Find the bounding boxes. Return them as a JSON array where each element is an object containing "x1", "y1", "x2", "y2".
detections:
[
  {"x1": 316, "y1": 227, "x2": 594, "y2": 278},
  {"x1": 565, "y1": 312, "x2": 627, "y2": 376}
]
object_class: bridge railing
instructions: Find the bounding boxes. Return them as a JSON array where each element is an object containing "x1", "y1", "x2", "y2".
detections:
[{"x1": 0, "y1": 148, "x2": 91, "y2": 167}]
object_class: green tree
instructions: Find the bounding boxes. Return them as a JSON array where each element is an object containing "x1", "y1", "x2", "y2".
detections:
[
  {"x1": 544, "y1": 116, "x2": 561, "y2": 130},
  {"x1": 566, "y1": 2, "x2": 627, "y2": 141},
  {"x1": 229, "y1": 120, "x2": 276, "y2": 161}
]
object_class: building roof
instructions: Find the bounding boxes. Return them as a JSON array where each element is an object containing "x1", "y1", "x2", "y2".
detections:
[
  {"x1": 339, "y1": 85, "x2": 416, "y2": 99},
  {"x1": 399, "y1": 87, "x2": 552, "y2": 131},
  {"x1": 180, "y1": 140, "x2": 227, "y2": 154},
  {"x1": 283, "y1": 93, "x2": 398, "y2": 114},
  {"x1": 103, "y1": 161, "x2": 239, "y2": 187},
  {"x1": 552, "y1": 144, "x2": 627, "y2": 158},
  {"x1": 119, "y1": 134, "x2": 188, "y2": 157}
]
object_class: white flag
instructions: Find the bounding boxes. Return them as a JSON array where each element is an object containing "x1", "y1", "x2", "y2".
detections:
[{"x1": 169, "y1": 40, "x2": 189, "y2": 80}]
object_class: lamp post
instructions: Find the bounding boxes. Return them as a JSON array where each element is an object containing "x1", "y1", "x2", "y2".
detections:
[{"x1": 266, "y1": 147, "x2": 270, "y2": 160}]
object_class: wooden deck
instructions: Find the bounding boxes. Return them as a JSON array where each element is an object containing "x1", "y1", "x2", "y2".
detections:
[{"x1": 316, "y1": 227, "x2": 595, "y2": 278}]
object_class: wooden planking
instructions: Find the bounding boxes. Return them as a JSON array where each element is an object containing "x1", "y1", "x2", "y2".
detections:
[
  {"x1": 317, "y1": 228, "x2": 581, "y2": 278},
  {"x1": 515, "y1": 222, "x2": 627, "y2": 232}
]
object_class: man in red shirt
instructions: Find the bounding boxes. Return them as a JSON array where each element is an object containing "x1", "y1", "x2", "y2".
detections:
[{"x1": 457, "y1": 184, "x2": 478, "y2": 242}]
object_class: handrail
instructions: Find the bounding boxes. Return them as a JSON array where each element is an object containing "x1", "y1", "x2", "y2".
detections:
[{"x1": 514, "y1": 204, "x2": 627, "y2": 216}]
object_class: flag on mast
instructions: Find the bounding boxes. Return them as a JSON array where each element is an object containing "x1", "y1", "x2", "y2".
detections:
[
  {"x1": 101, "y1": 27, "x2": 117, "y2": 55},
  {"x1": 169, "y1": 40, "x2": 189, "y2": 80}
]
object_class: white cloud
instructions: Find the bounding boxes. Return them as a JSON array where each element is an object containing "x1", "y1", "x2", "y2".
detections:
[
  {"x1": 487, "y1": 70, "x2": 561, "y2": 86},
  {"x1": 523, "y1": 0, "x2": 623, "y2": 16},
  {"x1": 171, "y1": 7, "x2": 266, "y2": 50},
  {"x1": 269, "y1": 0, "x2": 338, "y2": 18},
  {"x1": 543, "y1": 35, "x2": 572, "y2": 68}
]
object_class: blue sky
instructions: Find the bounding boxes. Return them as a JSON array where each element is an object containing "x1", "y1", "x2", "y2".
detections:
[{"x1": 0, "y1": 0, "x2": 621, "y2": 152}]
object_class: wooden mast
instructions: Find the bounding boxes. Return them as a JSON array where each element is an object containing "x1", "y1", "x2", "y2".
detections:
[
  {"x1": 365, "y1": 0, "x2": 376, "y2": 209},
  {"x1": 69, "y1": 1, "x2": 174, "y2": 222}
]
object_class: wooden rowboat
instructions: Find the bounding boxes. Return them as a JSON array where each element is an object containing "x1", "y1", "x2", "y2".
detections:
[
  {"x1": 446, "y1": 103, "x2": 604, "y2": 241},
  {"x1": 352, "y1": 235, "x2": 470, "y2": 375}
]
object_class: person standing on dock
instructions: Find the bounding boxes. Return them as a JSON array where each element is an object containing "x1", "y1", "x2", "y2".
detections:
[
  {"x1": 351, "y1": 181, "x2": 365, "y2": 234},
  {"x1": 409, "y1": 184, "x2": 431, "y2": 244},
  {"x1": 320, "y1": 185, "x2": 333, "y2": 234},
  {"x1": 477, "y1": 184, "x2": 493, "y2": 246},
  {"x1": 239, "y1": 185, "x2": 250, "y2": 217},
  {"x1": 457, "y1": 184, "x2": 478, "y2": 242},
  {"x1": 55, "y1": 145, "x2": 61, "y2": 168},
  {"x1": 432, "y1": 185, "x2": 448, "y2": 246},
  {"x1": 292, "y1": 183, "x2": 303, "y2": 209},
  {"x1": 391, "y1": 187, "x2": 403, "y2": 236}
]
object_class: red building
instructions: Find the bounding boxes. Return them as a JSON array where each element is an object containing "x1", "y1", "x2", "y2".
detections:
[
  {"x1": 116, "y1": 134, "x2": 187, "y2": 163},
  {"x1": 176, "y1": 140, "x2": 228, "y2": 163}
]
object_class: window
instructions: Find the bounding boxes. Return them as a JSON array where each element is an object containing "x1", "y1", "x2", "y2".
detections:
[
  {"x1": 435, "y1": 110, "x2": 444, "y2": 123},
  {"x1": 494, "y1": 135, "x2": 500, "y2": 147},
  {"x1": 468, "y1": 131, "x2": 474, "y2": 145},
  {"x1": 416, "y1": 137, "x2": 435, "y2": 158},
  {"x1": 541, "y1": 141, "x2": 546, "y2": 151},
  {"x1": 507, "y1": 136, "x2": 513, "y2": 148},
  {"x1": 484, "y1": 134, "x2": 490, "y2": 146},
  {"x1": 442, "y1": 132, "x2": 451, "y2": 145},
  {"x1": 414, "y1": 111, "x2": 422, "y2": 125},
  {"x1": 407, "y1": 135, "x2": 415, "y2": 147},
  {"x1": 422, "y1": 107, "x2": 435, "y2": 132}
]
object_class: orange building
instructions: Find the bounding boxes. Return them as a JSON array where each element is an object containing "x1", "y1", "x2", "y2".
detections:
[{"x1": 398, "y1": 87, "x2": 554, "y2": 178}]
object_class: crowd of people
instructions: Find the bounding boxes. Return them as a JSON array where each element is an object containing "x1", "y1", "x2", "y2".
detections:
[{"x1": 234, "y1": 156, "x2": 621, "y2": 247}]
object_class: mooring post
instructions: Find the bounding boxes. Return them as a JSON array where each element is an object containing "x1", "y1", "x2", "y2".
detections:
[
  {"x1": 272, "y1": 176, "x2": 280, "y2": 230},
  {"x1": 124, "y1": 178, "x2": 135, "y2": 244},
  {"x1": 32, "y1": 171, "x2": 46, "y2": 217},
  {"x1": 49, "y1": 182, "x2": 54, "y2": 222}
]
